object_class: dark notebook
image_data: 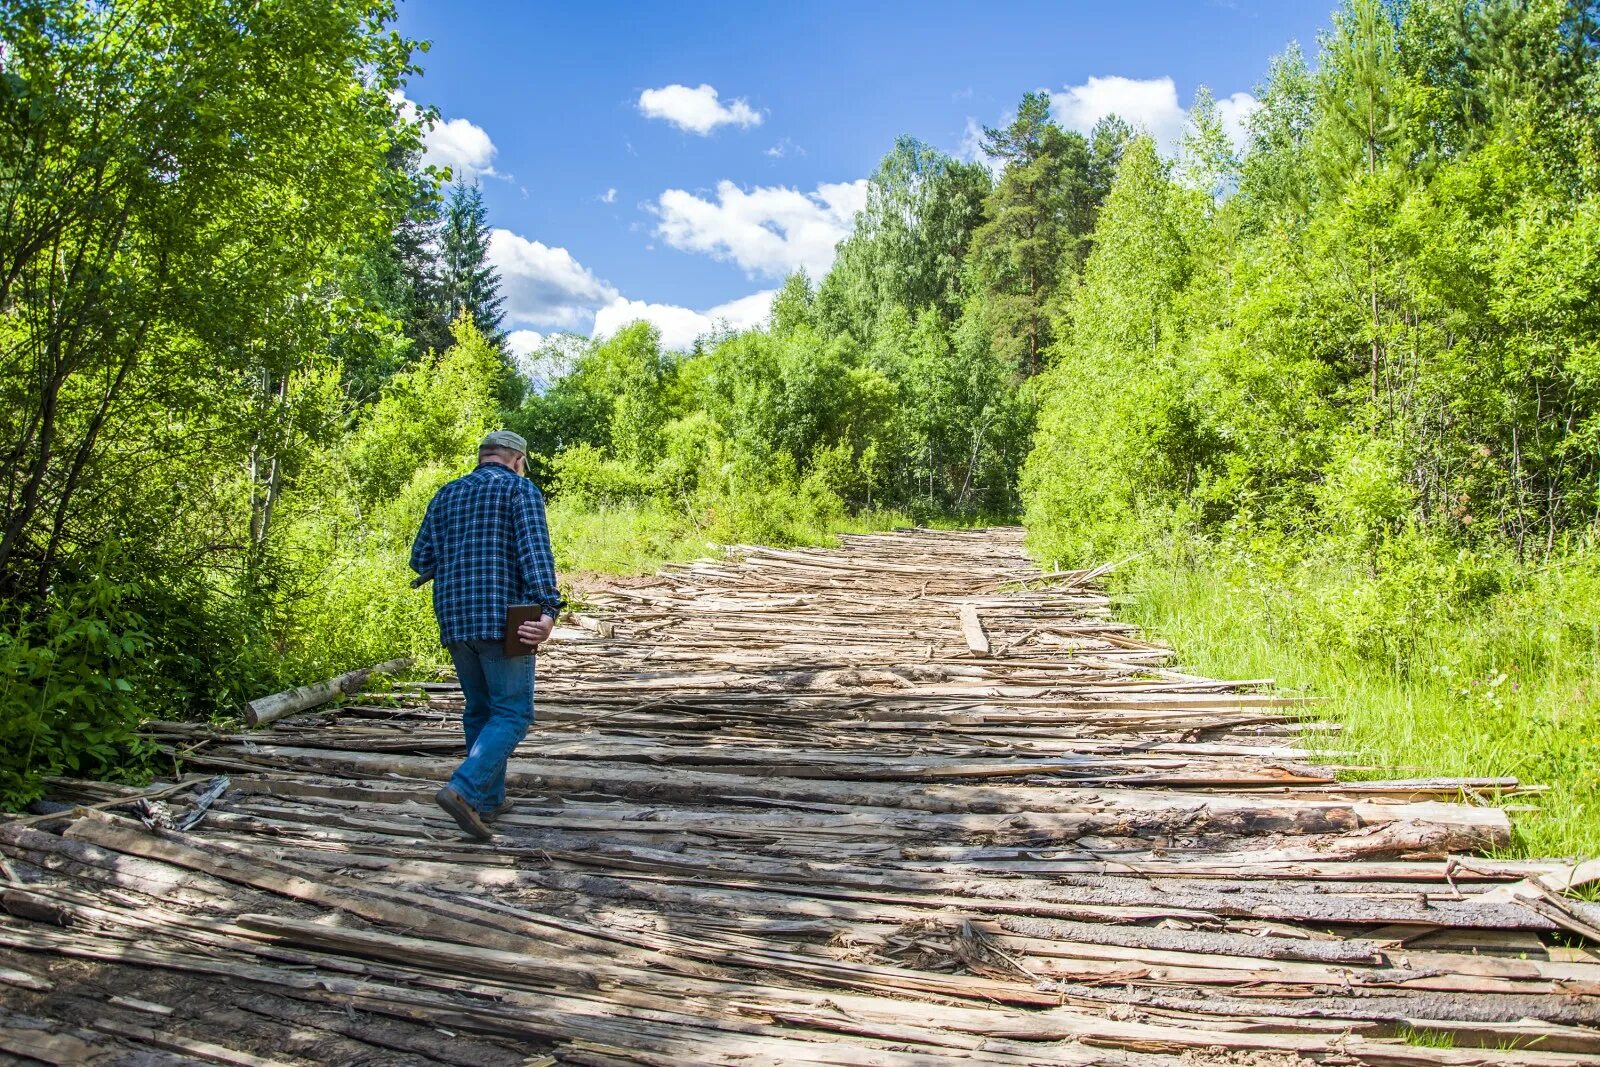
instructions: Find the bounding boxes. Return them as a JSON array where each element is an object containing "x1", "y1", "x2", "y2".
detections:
[{"x1": 503, "y1": 604, "x2": 545, "y2": 657}]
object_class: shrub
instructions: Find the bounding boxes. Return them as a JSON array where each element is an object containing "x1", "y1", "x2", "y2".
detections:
[
  {"x1": 550, "y1": 444, "x2": 661, "y2": 508},
  {"x1": 0, "y1": 567, "x2": 156, "y2": 806}
]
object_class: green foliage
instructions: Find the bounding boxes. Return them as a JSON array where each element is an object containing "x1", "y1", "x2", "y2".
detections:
[
  {"x1": 817, "y1": 137, "x2": 991, "y2": 342},
  {"x1": 515, "y1": 299, "x2": 1029, "y2": 524},
  {"x1": 550, "y1": 444, "x2": 663, "y2": 508},
  {"x1": 1020, "y1": 0, "x2": 1600, "y2": 855},
  {"x1": 0, "y1": 0, "x2": 425, "y2": 597},
  {"x1": 1124, "y1": 535, "x2": 1599, "y2": 857},
  {"x1": 1023, "y1": 136, "x2": 1216, "y2": 563},
  {"x1": 0, "y1": 564, "x2": 155, "y2": 805},
  {"x1": 343, "y1": 318, "x2": 506, "y2": 508}
]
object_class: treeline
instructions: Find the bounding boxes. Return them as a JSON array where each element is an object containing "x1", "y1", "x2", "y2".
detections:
[
  {"x1": 1015, "y1": 0, "x2": 1598, "y2": 852},
  {"x1": 1028, "y1": 0, "x2": 1600, "y2": 574}
]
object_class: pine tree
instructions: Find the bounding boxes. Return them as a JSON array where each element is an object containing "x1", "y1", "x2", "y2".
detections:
[
  {"x1": 441, "y1": 182, "x2": 507, "y2": 347},
  {"x1": 964, "y1": 92, "x2": 1096, "y2": 375}
]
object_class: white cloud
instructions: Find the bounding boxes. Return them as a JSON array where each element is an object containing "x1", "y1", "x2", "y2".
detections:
[
  {"x1": 638, "y1": 84, "x2": 762, "y2": 135},
  {"x1": 600, "y1": 187, "x2": 617, "y2": 203},
  {"x1": 1036, "y1": 77, "x2": 1262, "y2": 155},
  {"x1": 488, "y1": 224, "x2": 778, "y2": 349},
  {"x1": 393, "y1": 94, "x2": 502, "y2": 182},
  {"x1": 654, "y1": 179, "x2": 868, "y2": 278},
  {"x1": 505, "y1": 330, "x2": 545, "y2": 360},
  {"x1": 488, "y1": 229, "x2": 620, "y2": 330},
  {"x1": 594, "y1": 290, "x2": 777, "y2": 351},
  {"x1": 1053, "y1": 75, "x2": 1188, "y2": 151},
  {"x1": 765, "y1": 138, "x2": 805, "y2": 159},
  {"x1": 425, "y1": 116, "x2": 500, "y2": 181},
  {"x1": 1216, "y1": 91, "x2": 1261, "y2": 151}
]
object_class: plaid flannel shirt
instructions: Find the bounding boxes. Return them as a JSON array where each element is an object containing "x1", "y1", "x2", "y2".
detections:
[{"x1": 410, "y1": 463, "x2": 564, "y2": 646}]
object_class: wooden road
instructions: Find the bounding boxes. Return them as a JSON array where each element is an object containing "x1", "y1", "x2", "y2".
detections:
[{"x1": 3, "y1": 528, "x2": 1599, "y2": 1065}]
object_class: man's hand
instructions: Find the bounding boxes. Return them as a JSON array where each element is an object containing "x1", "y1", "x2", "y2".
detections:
[{"x1": 518, "y1": 614, "x2": 556, "y2": 648}]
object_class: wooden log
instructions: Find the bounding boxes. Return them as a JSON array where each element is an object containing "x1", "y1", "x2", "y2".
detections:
[
  {"x1": 245, "y1": 657, "x2": 411, "y2": 726},
  {"x1": 0, "y1": 1017, "x2": 108, "y2": 1066},
  {"x1": 571, "y1": 613, "x2": 615, "y2": 638},
  {"x1": 90, "y1": 1019, "x2": 297, "y2": 1067}
]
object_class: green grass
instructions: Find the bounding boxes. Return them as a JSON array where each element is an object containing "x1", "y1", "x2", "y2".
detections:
[
  {"x1": 1397, "y1": 1026, "x2": 1457, "y2": 1049},
  {"x1": 1116, "y1": 543, "x2": 1600, "y2": 860}
]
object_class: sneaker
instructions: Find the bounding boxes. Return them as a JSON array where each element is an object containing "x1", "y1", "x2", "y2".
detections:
[
  {"x1": 485, "y1": 799, "x2": 515, "y2": 821},
  {"x1": 434, "y1": 786, "x2": 491, "y2": 841}
]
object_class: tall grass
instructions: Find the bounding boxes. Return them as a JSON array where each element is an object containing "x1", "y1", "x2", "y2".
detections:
[{"x1": 1118, "y1": 539, "x2": 1600, "y2": 858}]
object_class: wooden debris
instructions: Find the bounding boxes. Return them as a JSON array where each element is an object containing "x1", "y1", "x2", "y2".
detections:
[{"x1": 2, "y1": 527, "x2": 1595, "y2": 1066}]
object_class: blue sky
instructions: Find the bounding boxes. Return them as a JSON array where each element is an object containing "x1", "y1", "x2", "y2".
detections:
[{"x1": 394, "y1": 0, "x2": 1336, "y2": 353}]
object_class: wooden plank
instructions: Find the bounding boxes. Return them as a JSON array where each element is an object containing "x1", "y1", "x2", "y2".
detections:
[{"x1": 958, "y1": 603, "x2": 990, "y2": 656}]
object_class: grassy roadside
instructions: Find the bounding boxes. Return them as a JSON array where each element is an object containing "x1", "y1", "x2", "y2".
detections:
[{"x1": 1114, "y1": 542, "x2": 1600, "y2": 859}]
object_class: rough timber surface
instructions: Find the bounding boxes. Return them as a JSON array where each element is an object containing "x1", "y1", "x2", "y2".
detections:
[{"x1": 4, "y1": 527, "x2": 1600, "y2": 1066}]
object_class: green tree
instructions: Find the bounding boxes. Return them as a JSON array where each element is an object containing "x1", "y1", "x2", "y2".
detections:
[
  {"x1": 340, "y1": 136, "x2": 449, "y2": 398},
  {"x1": 770, "y1": 270, "x2": 818, "y2": 337},
  {"x1": 1024, "y1": 136, "x2": 1215, "y2": 561},
  {"x1": 1314, "y1": 0, "x2": 1406, "y2": 401},
  {"x1": 0, "y1": 0, "x2": 422, "y2": 598},
  {"x1": 1237, "y1": 42, "x2": 1317, "y2": 232},
  {"x1": 441, "y1": 182, "x2": 506, "y2": 347},
  {"x1": 816, "y1": 138, "x2": 990, "y2": 344},
  {"x1": 1176, "y1": 87, "x2": 1241, "y2": 206},
  {"x1": 965, "y1": 92, "x2": 1097, "y2": 374},
  {"x1": 0, "y1": 0, "x2": 426, "y2": 801}
]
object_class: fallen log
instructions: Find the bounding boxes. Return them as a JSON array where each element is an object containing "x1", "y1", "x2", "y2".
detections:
[{"x1": 245, "y1": 657, "x2": 412, "y2": 726}]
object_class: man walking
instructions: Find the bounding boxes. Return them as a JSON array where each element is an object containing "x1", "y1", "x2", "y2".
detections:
[{"x1": 411, "y1": 430, "x2": 563, "y2": 840}]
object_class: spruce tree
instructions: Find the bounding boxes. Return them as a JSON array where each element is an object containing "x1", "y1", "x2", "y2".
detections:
[
  {"x1": 393, "y1": 181, "x2": 451, "y2": 356},
  {"x1": 441, "y1": 182, "x2": 507, "y2": 347}
]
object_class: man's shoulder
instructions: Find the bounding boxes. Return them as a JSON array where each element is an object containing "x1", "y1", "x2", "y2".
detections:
[
  {"x1": 433, "y1": 464, "x2": 541, "y2": 503},
  {"x1": 430, "y1": 466, "x2": 491, "y2": 506},
  {"x1": 488, "y1": 466, "x2": 543, "y2": 499},
  {"x1": 433, "y1": 470, "x2": 476, "y2": 498}
]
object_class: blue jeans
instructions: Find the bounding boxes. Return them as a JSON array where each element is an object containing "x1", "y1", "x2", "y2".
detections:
[{"x1": 444, "y1": 640, "x2": 535, "y2": 813}]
